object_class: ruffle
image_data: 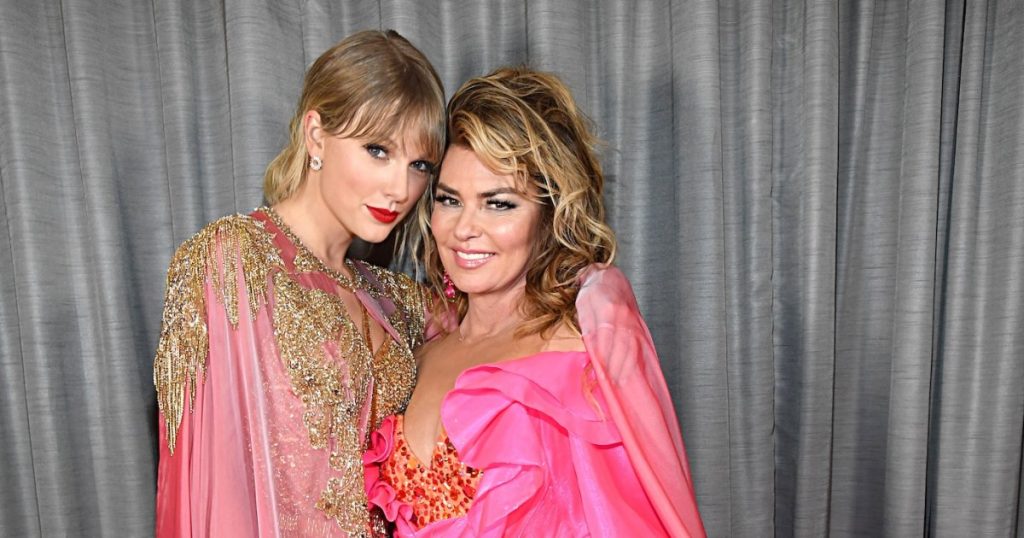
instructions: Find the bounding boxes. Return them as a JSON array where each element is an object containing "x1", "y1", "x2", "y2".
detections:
[
  {"x1": 363, "y1": 415, "x2": 418, "y2": 537},
  {"x1": 364, "y1": 265, "x2": 704, "y2": 537},
  {"x1": 428, "y1": 350, "x2": 667, "y2": 537}
]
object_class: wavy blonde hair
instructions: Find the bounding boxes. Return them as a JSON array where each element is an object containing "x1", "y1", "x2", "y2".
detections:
[
  {"x1": 418, "y1": 67, "x2": 617, "y2": 336},
  {"x1": 263, "y1": 30, "x2": 445, "y2": 255}
]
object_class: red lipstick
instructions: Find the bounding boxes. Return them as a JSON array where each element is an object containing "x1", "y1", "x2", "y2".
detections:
[{"x1": 367, "y1": 206, "x2": 399, "y2": 224}]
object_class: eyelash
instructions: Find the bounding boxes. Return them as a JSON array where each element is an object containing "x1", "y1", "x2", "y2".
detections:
[
  {"x1": 487, "y1": 199, "x2": 517, "y2": 210},
  {"x1": 365, "y1": 144, "x2": 388, "y2": 160},
  {"x1": 434, "y1": 194, "x2": 518, "y2": 211},
  {"x1": 365, "y1": 144, "x2": 433, "y2": 176},
  {"x1": 410, "y1": 161, "x2": 434, "y2": 175},
  {"x1": 435, "y1": 194, "x2": 460, "y2": 207}
]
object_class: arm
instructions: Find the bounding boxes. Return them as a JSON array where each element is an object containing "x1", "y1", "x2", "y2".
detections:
[
  {"x1": 577, "y1": 265, "x2": 707, "y2": 538},
  {"x1": 153, "y1": 216, "x2": 279, "y2": 537},
  {"x1": 152, "y1": 230, "x2": 210, "y2": 537}
]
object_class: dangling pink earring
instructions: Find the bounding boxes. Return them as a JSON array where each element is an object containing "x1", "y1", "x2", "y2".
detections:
[{"x1": 442, "y1": 272, "x2": 457, "y2": 301}]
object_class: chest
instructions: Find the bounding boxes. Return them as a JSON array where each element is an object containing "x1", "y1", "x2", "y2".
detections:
[{"x1": 269, "y1": 271, "x2": 417, "y2": 434}]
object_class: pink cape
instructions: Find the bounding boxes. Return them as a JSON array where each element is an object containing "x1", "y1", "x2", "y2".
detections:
[
  {"x1": 155, "y1": 211, "x2": 444, "y2": 537},
  {"x1": 365, "y1": 266, "x2": 706, "y2": 537}
]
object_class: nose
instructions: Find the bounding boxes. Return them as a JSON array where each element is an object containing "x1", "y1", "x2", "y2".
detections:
[
  {"x1": 452, "y1": 206, "x2": 480, "y2": 241},
  {"x1": 383, "y1": 167, "x2": 410, "y2": 206}
]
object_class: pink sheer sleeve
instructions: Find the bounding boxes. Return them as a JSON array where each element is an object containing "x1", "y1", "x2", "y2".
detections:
[
  {"x1": 155, "y1": 275, "x2": 265, "y2": 537},
  {"x1": 155, "y1": 384, "x2": 196, "y2": 537},
  {"x1": 577, "y1": 265, "x2": 707, "y2": 538}
]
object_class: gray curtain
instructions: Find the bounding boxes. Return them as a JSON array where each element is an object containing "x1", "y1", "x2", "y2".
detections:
[{"x1": 1, "y1": 0, "x2": 1021, "y2": 536}]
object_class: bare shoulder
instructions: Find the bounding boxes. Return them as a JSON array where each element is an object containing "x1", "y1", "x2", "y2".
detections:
[{"x1": 541, "y1": 322, "x2": 586, "y2": 353}]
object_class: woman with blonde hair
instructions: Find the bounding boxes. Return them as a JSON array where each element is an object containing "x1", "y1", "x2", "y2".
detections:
[
  {"x1": 153, "y1": 30, "x2": 445, "y2": 536},
  {"x1": 364, "y1": 67, "x2": 706, "y2": 537}
]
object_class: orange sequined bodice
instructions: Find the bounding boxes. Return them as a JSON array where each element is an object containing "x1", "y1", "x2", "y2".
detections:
[{"x1": 378, "y1": 414, "x2": 482, "y2": 528}]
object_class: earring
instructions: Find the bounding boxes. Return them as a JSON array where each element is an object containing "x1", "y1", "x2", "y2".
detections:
[
  {"x1": 309, "y1": 155, "x2": 323, "y2": 171},
  {"x1": 442, "y1": 272, "x2": 457, "y2": 301}
]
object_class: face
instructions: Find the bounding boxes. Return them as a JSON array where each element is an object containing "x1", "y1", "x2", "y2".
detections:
[
  {"x1": 305, "y1": 111, "x2": 435, "y2": 244},
  {"x1": 431, "y1": 145, "x2": 542, "y2": 300}
]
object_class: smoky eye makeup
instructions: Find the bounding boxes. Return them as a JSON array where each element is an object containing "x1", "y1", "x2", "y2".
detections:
[
  {"x1": 485, "y1": 198, "x2": 519, "y2": 210},
  {"x1": 434, "y1": 193, "x2": 460, "y2": 207}
]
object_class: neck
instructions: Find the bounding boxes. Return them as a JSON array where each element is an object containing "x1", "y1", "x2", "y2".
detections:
[
  {"x1": 460, "y1": 287, "x2": 526, "y2": 340},
  {"x1": 272, "y1": 189, "x2": 353, "y2": 273}
]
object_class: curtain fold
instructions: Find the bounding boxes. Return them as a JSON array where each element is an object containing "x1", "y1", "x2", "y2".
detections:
[
  {"x1": 1, "y1": 1, "x2": 1021, "y2": 536},
  {"x1": 716, "y1": 1, "x2": 777, "y2": 536},
  {"x1": 930, "y1": 0, "x2": 1024, "y2": 534},
  {"x1": 771, "y1": 1, "x2": 839, "y2": 535}
]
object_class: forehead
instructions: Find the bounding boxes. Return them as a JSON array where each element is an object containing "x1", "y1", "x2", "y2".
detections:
[
  {"x1": 388, "y1": 128, "x2": 431, "y2": 158},
  {"x1": 341, "y1": 102, "x2": 441, "y2": 160},
  {"x1": 439, "y1": 146, "x2": 519, "y2": 190}
]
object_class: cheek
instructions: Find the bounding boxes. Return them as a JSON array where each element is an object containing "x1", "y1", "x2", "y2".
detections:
[
  {"x1": 493, "y1": 220, "x2": 536, "y2": 252},
  {"x1": 322, "y1": 168, "x2": 359, "y2": 197},
  {"x1": 409, "y1": 179, "x2": 430, "y2": 201},
  {"x1": 430, "y1": 211, "x2": 453, "y2": 238}
]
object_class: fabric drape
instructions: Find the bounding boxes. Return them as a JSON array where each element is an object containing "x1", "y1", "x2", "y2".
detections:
[{"x1": 1, "y1": 1, "x2": 1022, "y2": 536}]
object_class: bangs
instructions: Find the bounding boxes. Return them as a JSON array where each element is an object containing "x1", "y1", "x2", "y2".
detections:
[
  {"x1": 455, "y1": 123, "x2": 549, "y2": 202},
  {"x1": 338, "y1": 91, "x2": 446, "y2": 164}
]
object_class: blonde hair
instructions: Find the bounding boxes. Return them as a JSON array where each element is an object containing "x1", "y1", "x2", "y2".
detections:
[
  {"x1": 418, "y1": 67, "x2": 617, "y2": 336},
  {"x1": 264, "y1": 30, "x2": 445, "y2": 254}
]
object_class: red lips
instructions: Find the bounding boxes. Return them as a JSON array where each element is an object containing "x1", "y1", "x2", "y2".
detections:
[{"x1": 367, "y1": 206, "x2": 399, "y2": 224}]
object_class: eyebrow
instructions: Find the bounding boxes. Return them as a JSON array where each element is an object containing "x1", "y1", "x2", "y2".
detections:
[
  {"x1": 377, "y1": 137, "x2": 433, "y2": 162},
  {"x1": 436, "y1": 183, "x2": 520, "y2": 198}
]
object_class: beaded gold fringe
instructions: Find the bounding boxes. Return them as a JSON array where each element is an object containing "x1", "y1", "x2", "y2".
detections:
[{"x1": 153, "y1": 215, "x2": 279, "y2": 454}]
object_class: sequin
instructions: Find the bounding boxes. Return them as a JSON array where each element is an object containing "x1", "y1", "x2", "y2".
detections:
[
  {"x1": 379, "y1": 415, "x2": 482, "y2": 528},
  {"x1": 153, "y1": 214, "x2": 279, "y2": 453},
  {"x1": 153, "y1": 208, "x2": 428, "y2": 535}
]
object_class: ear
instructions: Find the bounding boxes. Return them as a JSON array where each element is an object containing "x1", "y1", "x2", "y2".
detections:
[{"x1": 303, "y1": 110, "x2": 325, "y2": 158}]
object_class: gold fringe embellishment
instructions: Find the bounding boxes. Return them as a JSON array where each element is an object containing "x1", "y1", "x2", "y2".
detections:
[{"x1": 153, "y1": 215, "x2": 280, "y2": 453}]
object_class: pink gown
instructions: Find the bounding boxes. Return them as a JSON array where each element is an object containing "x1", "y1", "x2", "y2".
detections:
[
  {"x1": 153, "y1": 208, "x2": 435, "y2": 537},
  {"x1": 364, "y1": 266, "x2": 706, "y2": 537}
]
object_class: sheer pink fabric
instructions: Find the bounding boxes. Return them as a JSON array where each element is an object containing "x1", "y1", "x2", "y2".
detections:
[
  {"x1": 364, "y1": 265, "x2": 706, "y2": 537},
  {"x1": 577, "y1": 265, "x2": 706, "y2": 537},
  {"x1": 155, "y1": 211, "x2": 428, "y2": 537},
  {"x1": 157, "y1": 273, "x2": 337, "y2": 536}
]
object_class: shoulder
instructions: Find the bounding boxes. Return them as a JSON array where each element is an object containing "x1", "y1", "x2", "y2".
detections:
[
  {"x1": 576, "y1": 264, "x2": 643, "y2": 327},
  {"x1": 166, "y1": 213, "x2": 278, "y2": 283},
  {"x1": 541, "y1": 322, "x2": 586, "y2": 353},
  {"x1": 156, "y1": 212, "x2": 270, "y2": 452},
  {"x1": 578, "y1": 264, "x2": 633, "y2": 300},
  {"x1": 173, "y1": 213, "x2": 274, "y2": 258},
  {"x1": 158, "y1": 212, "x2": 279, "y2": 332},
  {"x1": 168, "y1": 212, "x2": 280, "y2": 313}
]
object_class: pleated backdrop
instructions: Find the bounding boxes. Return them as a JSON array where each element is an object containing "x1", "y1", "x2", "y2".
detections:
[{"x1": 1, "y1": 1, "x2": 1022, "y2": 536}]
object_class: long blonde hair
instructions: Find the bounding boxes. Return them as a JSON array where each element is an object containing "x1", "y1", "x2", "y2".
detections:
[
  {"x1": 264, "y1": 30, "x2": 445, "y2": 254},
  {"x1": 419, "y1": 67, "x2": 617, "y2": 336}
]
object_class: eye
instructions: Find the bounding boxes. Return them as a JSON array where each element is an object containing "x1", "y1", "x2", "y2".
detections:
[
  {"x1": 365, "y1": 144, "x2": 388, "y2": 160},
  {"x1": 486, "y1": 198, "x2": 518, "y2": 211},
  {"x1": 410, "y1": 160, "x2": 434, "y2": 176},
  {"x1": 435, "y1": 193, "x2": 461, "y2": 207}
]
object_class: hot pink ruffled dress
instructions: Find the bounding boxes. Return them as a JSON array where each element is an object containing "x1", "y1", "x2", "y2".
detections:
[{"x1": 364, "y1": 266, "x2": 707, "y2": 537}]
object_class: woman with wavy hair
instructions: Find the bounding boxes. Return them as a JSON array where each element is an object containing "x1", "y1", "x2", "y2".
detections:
[
  {"x1": 364, "y1": 67, "x2": 706, "y2": 537},
  {"x1": 153, "y1": 30, "x2": 445, "y2": 537}
]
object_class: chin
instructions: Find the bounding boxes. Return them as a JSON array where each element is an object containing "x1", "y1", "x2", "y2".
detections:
[
  {"x1": 448, "y1": 277, "x2": 497, "y2": 295},
  {"x1": 360, "y1": 231, "x2": 393, "y2": 244}
]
